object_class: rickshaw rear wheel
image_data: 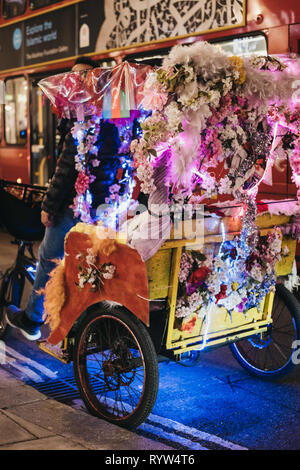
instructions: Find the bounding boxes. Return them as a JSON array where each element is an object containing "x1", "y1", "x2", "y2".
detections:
[
  {"x1": 73, "y1": 306, "x2": 159, "y2": 430},
  {"x1": 230, "y1": 284, "x2": 300, "y2": 380}
]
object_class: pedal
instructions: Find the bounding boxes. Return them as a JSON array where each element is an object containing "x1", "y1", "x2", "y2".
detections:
[{"x1": 37, "y1": 339, "x2": 71, "y2": 364}]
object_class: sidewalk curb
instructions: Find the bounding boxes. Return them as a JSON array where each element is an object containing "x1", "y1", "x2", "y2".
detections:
[{"x1": 0, "y1": 368, "x2": 172, "y2": 450}]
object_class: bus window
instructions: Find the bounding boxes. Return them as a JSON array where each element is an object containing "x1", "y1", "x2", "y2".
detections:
[
  {"x1": 29, "y1": 0, "x2": 59, "y2": 10},
  {"x1": 124, "y1": 34, "x2": 268, "y2": 68},
  {"x1": 5, "y1": 77, "x2": 28, "y2": 145},
  {"x1": 30, "y1": 79, "x2": 57, "y2": 186},
  {"x1": 3, "y1": 0, "x2": 26, "y2": 19},
  {"x1": 213, "y1": 34, "x2": 268, "y2": 57},
  {"x1": 124, "y1": 47, "x2": 172, "y2": 67}
]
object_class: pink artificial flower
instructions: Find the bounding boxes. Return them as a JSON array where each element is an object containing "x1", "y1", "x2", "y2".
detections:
[
  {"x1": 75, "y1": 171, "x2": 90, "y2": 195},
  {"x1": 143, "y1": 92, "x2": 168, "y2": 111}
]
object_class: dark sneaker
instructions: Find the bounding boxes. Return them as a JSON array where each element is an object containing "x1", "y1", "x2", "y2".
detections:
[{"x1": 6, "y1": 306, "x2": 42, "y2": 341}]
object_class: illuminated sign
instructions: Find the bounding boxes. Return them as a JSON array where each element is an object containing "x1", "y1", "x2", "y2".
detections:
[
  {"x1": 0, "y1": 4, "x2": 76, "y2": 70},
  {"x1": 12, "y1": 27, "x2": 22, "y2": 50},
  {"x1": 24, "y1": 5, "x2": 76, "y2": 65}
]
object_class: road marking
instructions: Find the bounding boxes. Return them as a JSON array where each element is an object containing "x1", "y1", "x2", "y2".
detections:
[
  {"x1": 138, "y1": 422, "x2": 209, "y2": 450},
  {"x1": 83, "y1": 396, "x2": 246, "y2": 451},
  {"x1": 146, "y1": 412, "x2": 248, "y2": 450},
  {"x1": 2, "y1": 346, "x2": 247, "y2": 450},
  {"x1": 4, "y1": 356, "x2": 43, "y2": 382},
  {"x1": 4, "y1": 345, "x2": 58, "y2": 380}
]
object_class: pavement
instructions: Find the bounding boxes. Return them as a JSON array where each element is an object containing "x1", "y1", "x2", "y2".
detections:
[{"x1": 0, "y1": 367, "x2": 171, "y2": 450}]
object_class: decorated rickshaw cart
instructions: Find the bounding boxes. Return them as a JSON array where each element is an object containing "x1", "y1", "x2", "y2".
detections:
[{"x1": 3, "y1": 43, "x2": 300, "y2": 430}]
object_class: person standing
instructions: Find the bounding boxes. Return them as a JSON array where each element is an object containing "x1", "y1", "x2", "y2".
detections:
[{"x1": 6, "y1": 56, "x2": 122, "y2": 340}]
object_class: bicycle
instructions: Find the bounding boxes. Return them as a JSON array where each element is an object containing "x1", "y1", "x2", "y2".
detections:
[
  {"x1": 0, "y1": 179, "x2": 46, "y2": 340},
  {"x1": 0, "y1": 239, "x2": 38, "y2": 340}
]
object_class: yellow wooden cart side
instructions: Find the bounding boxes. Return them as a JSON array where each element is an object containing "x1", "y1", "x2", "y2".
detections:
[{"x1": 146, "y1": 213, "x2": 297, "y2": 357}]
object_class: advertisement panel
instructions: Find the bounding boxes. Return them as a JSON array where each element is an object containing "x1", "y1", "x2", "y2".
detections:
[
  {"x1": 0, "y1": 3, "x2": 76, "y2": 71},
  {"x1": 0, "y1": 0, "x2": 246, "y2": 71},
  {"x1": 94, "y1": 0, "x2": 246, "y2": 51},
  {"x1": 0, "y1": 23, "x2": 24, "y2": 70}
]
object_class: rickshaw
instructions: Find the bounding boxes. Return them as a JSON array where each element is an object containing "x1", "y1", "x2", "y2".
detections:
[
  {"x1": 1, "y1": 48, "x2": 300, "y2": 431},
  {"x1": 0, "y1": 179, "x2": 300, "y2": 430}
]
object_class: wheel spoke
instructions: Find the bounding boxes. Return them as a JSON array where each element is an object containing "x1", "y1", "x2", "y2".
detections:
[{"x1": 74, "y1": 310, "x2": 158, "y2": 429}]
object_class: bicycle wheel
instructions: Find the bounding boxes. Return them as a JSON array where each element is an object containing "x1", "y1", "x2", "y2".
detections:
[
  {"x1": 0, "y1": 270, "x2": 24, "y2": 340},
  {"x1": 73, "y1": 307, "x2": 159, "y2": 430},
  {"x1": 230, "y1": 284, "x2": 300, "y2": 380}
]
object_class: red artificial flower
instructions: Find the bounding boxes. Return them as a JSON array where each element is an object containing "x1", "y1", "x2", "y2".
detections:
[
  {"x1": 245, "y1": 252, "x2": 258, "y2": 271},
  {"x1": 215, "y1": 284, "x2": 227, "y2": 303},
  {"x1": 188, "y1": 266, "x2": 211, "y2": 284},
  {"x1": 181, "y1": 316, "x2": 197, "y2": 334},
  {"x1": 257, "y1": 201, "x2": 269, "y2": 214},
  {"x1": 51, "y1": 104, "x2": 61, "y2": 117},
  {"x1": 116, "y1": 168, "x2": 124, "y2": 181}
]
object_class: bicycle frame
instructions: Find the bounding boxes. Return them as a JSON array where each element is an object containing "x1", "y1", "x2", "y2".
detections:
[{"x1": 12, "y1": 240, "x2": 37, "y2": 286}]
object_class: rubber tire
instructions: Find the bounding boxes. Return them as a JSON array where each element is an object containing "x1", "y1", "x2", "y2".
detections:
[
  {"x1": 230, "y1": 284, "x2": 300, "y2": 380},
  {"x1": 73, "y1": 307, "x2": 159, "y2": 430}
]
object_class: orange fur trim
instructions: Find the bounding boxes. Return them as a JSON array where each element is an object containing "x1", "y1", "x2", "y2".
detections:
[
  {"x1": 99, "y1": 238, "x2": 118, "y2": 257},
  {"x1": 43, "y1": 260, "x2": 66, "y2": 331}
]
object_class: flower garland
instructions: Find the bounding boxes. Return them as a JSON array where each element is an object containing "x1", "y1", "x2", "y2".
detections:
[
  {"x1": 70, "y1": 118, "x2": 101, "y2": 223},
  {"x1": 70, "y1": 117, "x2": 139, "y2": 226},
  {"x1": 267, "y1": 102, "x2": 300, "y2": 198},
  {"x1": 130, "y1": 42, "x2": 300, "y2": 205},
  {"x1": 176, "y1": 227, "x2": 284, "y2": 322},
  {"x1": 98, "y1": 155, "x2": 137, "y2": 229}
]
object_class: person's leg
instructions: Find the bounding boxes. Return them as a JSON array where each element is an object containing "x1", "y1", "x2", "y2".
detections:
[
  {"x1": 6, "y1": 209, "x2": 78, "y2": 339},
  {"x1": 25, "y1": 209, "x2": 78, "y2": 323}
]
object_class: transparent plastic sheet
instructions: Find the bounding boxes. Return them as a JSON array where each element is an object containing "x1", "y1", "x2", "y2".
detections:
[{"x1": 38, "y1": 61, "x2": 153, "y2": 121}]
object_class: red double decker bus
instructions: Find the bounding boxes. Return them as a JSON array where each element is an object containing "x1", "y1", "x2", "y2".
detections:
[{"x1": 0, "y1": 0, "x2": 299, "y2": 195}]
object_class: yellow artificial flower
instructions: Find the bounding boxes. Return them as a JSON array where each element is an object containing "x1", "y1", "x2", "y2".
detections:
[
  {"x1": 229, "y1": 55, "x2": 244, "y2": 69},
  {"x1": 229, "y1": 55, "x2": 246, "y2": 85},
  {"x1": 231, "y1": 282, "x2": 239, "y2": 291}
]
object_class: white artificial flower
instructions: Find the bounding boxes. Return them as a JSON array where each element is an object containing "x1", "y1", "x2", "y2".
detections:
[
  {"x1": 78, "y1": 276, "x2": 85, "y2": 289},
  {"x1": 165, "y1": 102, "x2": 183, "y2": 131},
  {"x1": 183, "y1": 65, "x2": 195, "y2": 83},
  {"x1": 178, "y1": 81, "x2": 198, "y2": 106},
  {"x1": 209, "y1": 90, "x2": 221, "y2": 108},
  {"x1": 249, "y1": 263, "x2": 264, "y2": 282},
  {"x1": 218, "y1": 176, "x2": 232, "y2": 195},
  {"x1": 283, "y1": 245, "x2": 290, "y2": 256},
  {"x1": 219, "y1": 291, "x2": 243, "y2": 310}
]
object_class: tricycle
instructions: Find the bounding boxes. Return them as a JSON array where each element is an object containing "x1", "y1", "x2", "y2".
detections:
[
  {"x1": 2, "y1": 43, "x2": 300, "y2": 431},
  {"x1": 1, "y1": 181, "x2": 300, "y2": 430}
]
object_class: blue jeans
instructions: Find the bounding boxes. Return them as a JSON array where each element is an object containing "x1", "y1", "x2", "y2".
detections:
[{"x1": 25, "y1": 208, "x2": 78, "y2": 324}]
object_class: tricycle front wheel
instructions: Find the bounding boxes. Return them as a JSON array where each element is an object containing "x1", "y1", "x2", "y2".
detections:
[
  {"x1": 230, "y1": 284, "x2": 300, "y2": 380},
  {"x1": 73, "y1": 306, "x2": 159, "y2": 430}
]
